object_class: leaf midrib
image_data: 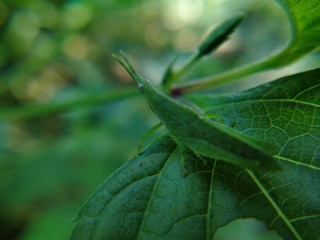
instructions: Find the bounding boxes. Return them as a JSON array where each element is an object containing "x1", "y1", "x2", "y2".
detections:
[
  {"x1": 89, "y1": 174, "x2": 160, "y2": 239},
  {"x1": 136, "y1": 146, "x2": 178, "y2": 239},
  {"x1": 247, "y1": 170, "x2": 303, "y2": 240},
  {"x1": 206, "y1": 159, "x2": 218, "y2": 240}
]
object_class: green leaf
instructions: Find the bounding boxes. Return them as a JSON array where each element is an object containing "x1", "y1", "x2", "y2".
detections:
[
  {"x1": 187, "y1": 67, "x2": 320, "y2": 239},
  {"x1": 275, "y1": 0, "x2": 320, "y2": 65},
  {"x1": 71, "y1": 68, "x2": 320, "y2": 239},
  {"x1": 70, "y1": 135, "x2": 182, "y2": 239}
]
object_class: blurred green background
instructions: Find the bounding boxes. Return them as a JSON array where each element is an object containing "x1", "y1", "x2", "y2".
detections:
[{"x1": 0, "y1": 0, "x2": 319, "y2": 239}]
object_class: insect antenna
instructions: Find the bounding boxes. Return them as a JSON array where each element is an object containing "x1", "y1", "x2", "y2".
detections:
[
  {"x1": 112, "y1": 52, "x2": 134, "y2": 78},
  {"x1": 119, "y1": 50, "x2": 138, "y2": 75}
]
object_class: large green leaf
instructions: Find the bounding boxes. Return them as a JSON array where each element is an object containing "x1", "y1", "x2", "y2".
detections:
[
  {"x1": 187, "y1": 67, "x2": 320, "y2": 239},
  {"x1": 71, "y1": 68, "x2": 320, "y2": 239}
]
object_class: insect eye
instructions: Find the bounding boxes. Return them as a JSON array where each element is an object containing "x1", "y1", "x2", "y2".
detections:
[{"x1": 138, "y1": 83, "x2": 144, "y2": 93}]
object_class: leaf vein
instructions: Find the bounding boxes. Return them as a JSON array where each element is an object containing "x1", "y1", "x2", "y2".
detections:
[
  {"x1": 276, "y1": 156, "x2": 320, "y2": 170},
  {"x1": 290, "y1": 214, "x2": 320, "y2": 222},
  {"x1": 137, "y1": 146, "x2": 179, "y2": 239},
  {"x1": 206, "y1": 159, "x2": 218, "y2": 240},
  {"x1": 293, "y1": 83, "x2": 320, "y2": 100},
  {"x1": 247, "y1": 170, "x2": 303, "y2": 240},
  {"x1": 206, "y1": 99, "x2": 319, "y2": 113}
]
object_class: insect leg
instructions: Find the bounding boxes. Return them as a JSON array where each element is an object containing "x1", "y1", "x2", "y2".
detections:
[
  {"x1": 193, "y1": 152, "x2": 208, "y2": 166},
  {"x1": 179, "y1": 147, "x2": 189, "y2": 176},
  {"x1": 170, "y1": 134, "x2": 189, "y2": 176},
  {"x1": 136, "y1": 122, "x2": 163, "y2": 156}
]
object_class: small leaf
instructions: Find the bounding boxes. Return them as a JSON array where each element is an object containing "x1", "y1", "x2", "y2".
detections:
[{"x1": 162, "y1": 15, "x2": 244, "y2": 89}]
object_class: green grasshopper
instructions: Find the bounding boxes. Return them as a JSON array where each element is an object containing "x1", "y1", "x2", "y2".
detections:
[{"x1": 113, "y1": 51, "x2": 280, "y2": 172}]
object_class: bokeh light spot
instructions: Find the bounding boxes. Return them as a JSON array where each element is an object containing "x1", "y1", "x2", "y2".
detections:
[
  {"x1": 62, "y1": 3, "x2": 92, "y2": 30},
  {"x1": 62, "y1": 34, "x2": 91, "y2": 60}
]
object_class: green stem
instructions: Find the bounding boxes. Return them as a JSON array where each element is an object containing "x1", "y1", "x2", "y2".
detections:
[
  {"x1": 163, "y1": 14, "x2": 244, "y2": 92},
  {"x1": 171, "y1": 0, "x2": 300, "y2": 96},
  {"x1": 171, "y1": 47, "x2": 291, "y2": 95},
  {"x1": 163, "y1": 52, "x2": 200, "y2": 91},
  {"x1": 0, "y1": 88, "x2": 139, "y2": 120}
]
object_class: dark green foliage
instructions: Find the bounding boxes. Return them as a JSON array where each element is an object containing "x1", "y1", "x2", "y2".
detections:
[
  {"x1": 114, "y1": 52, "x2": 279, "y2": 171},
  {"x1": 1, "y1": 0, "x2": 319, "y2": 239},
  {"x1": 70, "y1": 0, "x2": 320, "y2": 238},
  {"x1": 71, "y1": 68, "x2": 320, "y2": 239}
]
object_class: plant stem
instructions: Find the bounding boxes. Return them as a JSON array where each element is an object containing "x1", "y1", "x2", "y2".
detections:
[
  {"x1": 163, "y1": 52, "x2": 200, "y2": 91},
  {"x1": 0, "y1": 88, "x2": 139, "y2": 120},
  {"x1": 171, "y1": 48, "x2": 291, "y2": 96}
]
